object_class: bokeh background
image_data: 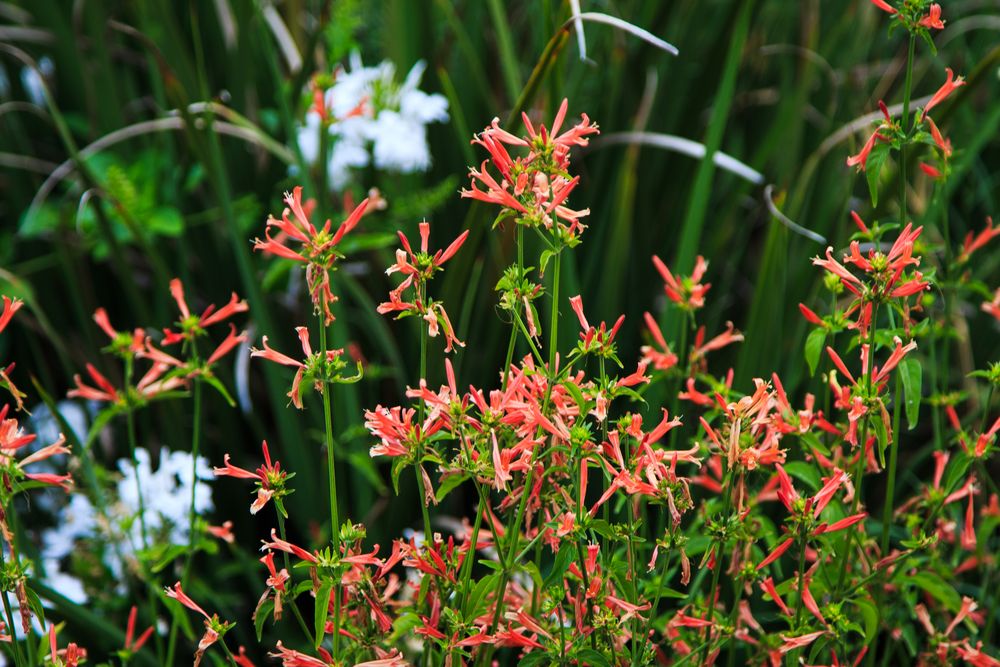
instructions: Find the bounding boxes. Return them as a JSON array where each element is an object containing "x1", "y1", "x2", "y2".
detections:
[{"x1": 0, "y1": 0, "x2": 997, "y2": 659}]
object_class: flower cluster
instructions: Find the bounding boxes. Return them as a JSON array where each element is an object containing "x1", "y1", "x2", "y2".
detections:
[{"x1": 298, "y1": 54, "x2": 449, "y2": 191}]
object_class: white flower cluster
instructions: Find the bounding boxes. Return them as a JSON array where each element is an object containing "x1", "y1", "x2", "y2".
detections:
[
  {"x1": 297, "y1": 53, "x2": 449, "y2": 191},
  {"x1": 39, "y1": 404, "x2": 214, "y2": 604}
]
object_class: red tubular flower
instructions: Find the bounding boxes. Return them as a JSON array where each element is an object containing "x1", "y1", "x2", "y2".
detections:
[
  {"x1": 123, "y1": 605, "x2": 154, "y2": 655},
  {"x1": 846, "y1": 130, "x2": 885, "y2": 172},
  {"x1": 163, "y1": 279, "x2": 248, "y2": 344},
  {"x1": 1, "y1": 404, "x2": 73, "y2": 490},
  {"x1": 926, "y1": 117, "x2": 953, "y2": 157},
  {"x1": 760, "y1": 577, "x2": 791, "y2": 616},
  {"x1": 983, "y1": 288, "x2": 1000, "y2": 322},
  {"x1": 261, "y1": 528, "x2": 318, "y2": 563},
  {"x1": 165, "y1": 582, "x2": 210, "y2": 619},
  {"x1": 779, "y1": 631, "x2": 826, "y2": 654},
  {"x1": 757, "y1": 536, "x2": 794, "y2": 570},
  {"x1": 960, "y1": 217, "x2": 1000, "y2": 262},
  {"x1": 47, "y1": 625, "x2": 86, "y2": 667},
  {"x1": 814, "y1": 512, "x2": 867, "y2": 536},
  {"x1": 921, "y1": 68, "x2": 966, "y2": 122},
  {"x1": 920, "y1": 163, "x2": 943, "y2": 179},
  {"x1": 918, "y1": 4, "x2": 945, "y2": 30},
  {"x1": 651, "y1": 254, "x2": 710, "y2": 310},
  {"x1": 269, "y1": 641, "x2": 334, "y2": 667},
  {"x1": 640, "y1": 311, "x2": 678, "y2": 370},
  {"x1": 214, "y1": 440, "x2": 287, "y2": 514},
  {"x1": 868, "y1": 0, "x2": 896, "y2": 14},
  {"x1": 0, "y1": 296, "x2": 22, "y2": 334}
]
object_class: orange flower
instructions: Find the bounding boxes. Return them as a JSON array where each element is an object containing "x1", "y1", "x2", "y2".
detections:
[{"x1": 921, "y1": 68, "x2": 966, "y2": 122}]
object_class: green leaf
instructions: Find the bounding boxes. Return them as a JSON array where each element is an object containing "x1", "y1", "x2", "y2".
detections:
[
  {"x1": 804, "y1": 328, "x2": 826, "y2": 376},
  {"x1": 783, "y1": 461, "x2": 821, "y2": 491},
  {"x1": 871, "y1": 414, "x2": 889, "y2": 468},
  {"x1": 910, "y1": 571, "x2": 961, "y2": 613},
  {"x1": 575, "y1": 649, "x2": 612, "y2": 667},
  {"x1": 254, "y1": 599, "x2": 274, "y2": 641},
  {"x1": 853, "y1": 597, "x2": 879, "y2": 644},
  {"x1": 314, "y1": 579, "x2": 334, "y2": 648},
  {"x1": 538, "y1": 249, "x2": 554, "y2": 277},
  {"x1": 435, "y1": 472, "x2": 468, "y2": 503},
  {"x1": 899, "y1": 358, "x2": 922, "y2": 430},
  {"x1": 865, "y1": 142, "x2": 891, "y2": 207},
  {"x1": 542, "y1": 544, "x2": 573, "y2": 590},
  {"x1": 799, "y1": 431, "x2": 831, "y2": 457},
  {"x1": 150, "y1": 543, "x2": 188, "y2": 573},
  {"x1": 201, "y1": 375, "x2": 236, "y2": 407}
]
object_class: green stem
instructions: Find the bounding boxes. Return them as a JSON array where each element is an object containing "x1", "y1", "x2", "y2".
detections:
[
  {"x1": 414, "y1": 298, "x2": 433, "y2": 542},
  {"x1": 168, "y1": 375, "x2": 204, "y2": 665},
  {"x1": 317, "y1": 314, "x2": 342, "y2": 657},
  {"x1": 700, "y1": 475, "x2": 733, "y2": 666},
  {"x1": 549, "y1": 251, "x2": 561, "y2": 374},
  {"x1": 123, "y1": 357, "x2": 150, "y2": 549},
  {"x1": 640, "y1": 545, "x2": 674, "y2": 664},
  {"x1": 0, "y1": 546, "x2": 25, "y2": 667},
  {"x1": 792, "y1": 526, "x2": 809, "y2": 628},
  {"x1": 277, "y1": 512, "x2": 315, "y2": 645},
  {"x1": 898, "y1": 34, "x2": 916, "y2": 225},
  {"x1": 880, "y1": 373, "x2": 903, "y2": 555}
]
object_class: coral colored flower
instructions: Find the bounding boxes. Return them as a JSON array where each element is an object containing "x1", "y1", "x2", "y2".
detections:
[
  {"x1": 206, "y1": 521, "x2": 235, "y2": 543},
  {"x1": 163, "y1": 279, "x2": 248, "y2": 344},
  {"x1": 0, "y1": 296, "x2": 22, "y2": 334},
  {"x1": 921, "y1": 68, "x2": 966, "y2": 122},
  {"x1": 760, "y1": 577, "x2": 791, "y2": 616},
  {"x1": 868, "y1": 0, "x2": 896, "y2": 14},
  {"x1": 261, "y1": 528, "x2": 318, "y2": 564},
  {"x1": 983, "y1": 288, "x2": 1000, "y2": 321},
  {"x1": 254, "y1": 186, "x2": 373, "y2": 324},
  {"x1": 926, "y1": 116, "x2": 953, "y2": 157},
  {"x1": 651, "y1": 254, "x2": 710, "y2": 310},
  {"x1": 123, "y1": 605, "x2": 154, "y2": 655},
  {"x1": 568, "y1": 294, "x2": 625, "y2": 354},
  {"x1": 779, "y1": 631, "x2": 826, "y2": 654},
  {"x1": 918, "y1": 4, "x2": 945, "y2": 30},
  {"x1": 269, "y1": 641, "x2": 334, "y2": 666},
  {"x1": 0, "y1": 404, "x2": 73, "y2": 490},
  {"x1": 0, "y1": 296, "x2": 26, "y2": 410},
  {"x1": 251, "y1": 327, "x2": 359, "y2": 409},
  {"x1": 757, "y1": 536, "x2": 794, "y2": 570},
  {"x1": 640, "y1": 311, "x2": 678, "y2": 370},
  {"x1": 93, "y1": 307, "x2": 145, "y2": 354},
  {"x1": 920, "y1": 163, "x2": 943, "y2": 179},
  {"x1": 214, "y1": 440, "x2": 289, "y2": 515},
  {"x1": 379, "y1": 221, "x2": 467, "y2": 353},
  {"x1": 47, "y1": 624, "x2": 87, "y2": 667},
  {"x1": 846, "y1": 129, "x2": 886, "y2": 171},
  {"x1": 386, "y1": 221, "x2": 469, "y2": 279},
  {"x1": 960, "y1": 218, "x2": 1000, "y2": 263}
]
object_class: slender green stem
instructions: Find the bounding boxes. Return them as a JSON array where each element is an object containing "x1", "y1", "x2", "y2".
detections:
[
  {"x1": 0, "y1": 546, "x2": 25, "y2": 667},
  {"x1": 898, "y1": 34, "x2": 916, "y2": 225},
  {"x1": 317, "y1": 313, "x2": 342, "y2": 657},
  {"x1": 124, "y1": 357, "x2": 150, "y2": 548},
  {"x1": 701, "y1": 475, "x2": 733, "y2": 665},
  {"x1": 880, "y1": 374, "x2": 903, "y2": 555},
  {"x1": 457, "y1": 486, "x2": 485, "y2": 613},
  {"x1": 168, "y1": 375, "x2": 204, "y2": 664},
  {"x1": 639, "y1": 545, "x2": 674, "y2": 665},
  {"x1": 549, "y1": 252, "x2": 561, "y2": 374},
  {"x1": 793, "y1": 526, "x2": 809, "y2": 628},
  {"x1": 414, "y1": 299, "x2": 433, "y2": 542},
  {"x1": 277, "y1": 512, "x2": 315, "y2": 645}
]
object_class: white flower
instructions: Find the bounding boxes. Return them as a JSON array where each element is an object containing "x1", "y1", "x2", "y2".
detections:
[
  {"x1": 370, "y1": 111, "x2": 432, "y2": 173},
  {"x1": 296, "y1": 54, "x2": 448, "y2": 191}
]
